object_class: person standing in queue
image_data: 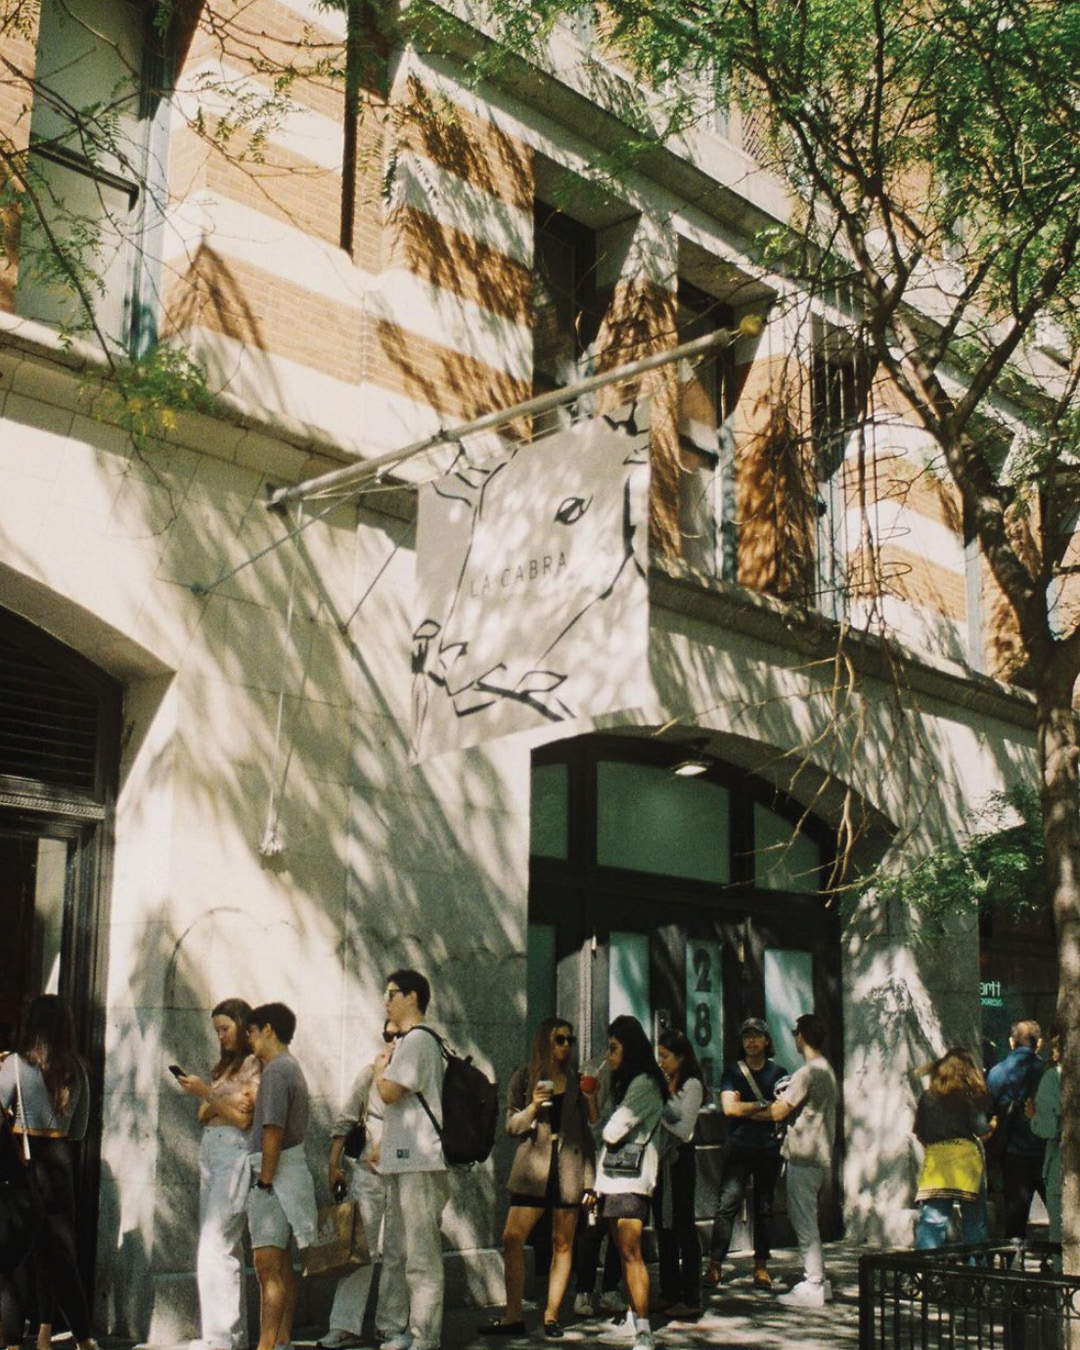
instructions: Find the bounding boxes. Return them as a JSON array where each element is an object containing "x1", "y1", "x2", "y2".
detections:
[
  {"x1": 653, "y1": 1029, "x2": 704, "y2": 1318},
  {"x1": 375, "y1": 970, "x2": 449, "y2": 1350},
  {"x1": 316, "y1": 1020, "x2": 400, "y2": 1349},
  {"x1": 0, "y1": 996, "x2": 97, "y2": 1350},
  {"x1": 176, "y1": 998, "x2": 260, "y2": 1350},
  {"x1": 911, "y1": 1047, "x2": 990, "y2": 1250},
  {"x1": 245, "y1": 1003, "x2": 317, "y2": 1350},
  {"x1": 704, "y1": 1017, "x2": 787, "y2": 1291},
  {"x1": 480, "y1": 1018, "x2": 596, "y2": 1339},
  {"x1": 986, "y1": 1020, "x2": 1046, "y2": 1238},
  {"x1": 748, "y1": 1013, "x2": 837, "y2": 1308},
  {"x1": 589, "y1": 1016, "x2": 667, "y2": 1350}
]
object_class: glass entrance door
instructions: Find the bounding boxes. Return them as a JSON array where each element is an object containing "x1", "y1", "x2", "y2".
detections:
[
  {"x1": 0, "y1": 819, "x2": 99, "y2": 1048},
  {"x1": 527, "y1": 733, "x2": 844, "y2": 1237}
]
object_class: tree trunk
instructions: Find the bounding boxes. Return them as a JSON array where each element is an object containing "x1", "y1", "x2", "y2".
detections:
[{"x1": 1036, "y1": 668, "x2": 1080, "y2": 1278}]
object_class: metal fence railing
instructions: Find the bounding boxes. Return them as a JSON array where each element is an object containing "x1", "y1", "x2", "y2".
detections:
[{"x1": 859, "y1": 1242, "x2": 1078, "y2": 1350}]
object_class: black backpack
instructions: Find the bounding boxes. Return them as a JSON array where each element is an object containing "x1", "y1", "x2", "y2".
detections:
[{"x1": 411, "y1": 1026, "x2": 499, "y2": 1166}]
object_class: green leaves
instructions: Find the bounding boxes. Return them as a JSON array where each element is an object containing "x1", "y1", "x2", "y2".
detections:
[{"x1": 867, "y1": 784, "x2": 1049, "y2": 931}]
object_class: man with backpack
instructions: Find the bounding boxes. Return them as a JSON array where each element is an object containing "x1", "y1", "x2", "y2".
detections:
[
  {"x1": 987, "y1": 1019, "x2": 1046, "y2": 1238},
  {"x1": 376, "y1": 970, "x2": 450, "y2": 1350}
]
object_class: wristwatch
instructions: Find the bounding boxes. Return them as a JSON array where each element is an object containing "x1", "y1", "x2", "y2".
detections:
[{"x1": 256, "y1": 1178, "x2": 274, "y2": 1192}]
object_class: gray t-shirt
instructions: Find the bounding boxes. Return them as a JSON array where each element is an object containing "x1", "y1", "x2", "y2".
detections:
[
  {"x1": 248, "y1": 1051, "x2": 309, "y2": 1152},
  {"x1": 0, "y1": 1054, "x2": 90, "y2": 1141},
  {"x1": 780, "y1": 1056, "x2": 837, "y2": 1169}
]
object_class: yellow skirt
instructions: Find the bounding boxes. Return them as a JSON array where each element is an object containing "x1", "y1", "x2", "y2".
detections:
[{"x1": 916, "y1": 1138, "x2": 983, "y2": 1204}]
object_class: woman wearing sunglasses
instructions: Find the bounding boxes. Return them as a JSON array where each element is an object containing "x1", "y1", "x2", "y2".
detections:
[
  {"x1": 590, "y1": 1016, "x2": 668, "y2": 1350},
  {"x1": 480, "y1": 1019, "x2": 597, "y2": 1339},
  {"x1": 315, "y1": 1019, "x2": 401, "y2": 1350}
]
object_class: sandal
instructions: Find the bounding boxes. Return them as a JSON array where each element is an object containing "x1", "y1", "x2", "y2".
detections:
[{"x1": 703, "y1": 1260, "x2": 722, "y2": 1288}]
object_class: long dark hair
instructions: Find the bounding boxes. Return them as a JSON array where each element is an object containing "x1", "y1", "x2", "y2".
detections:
[
  {"x1": 657, "y1": 1028, "x2": 704, "y2": 1093},
  {"x1": 18, "y1": 995, "x2": 82, "y2": 1117},
  {"x1": 608, "y1": 1015, "x2": 668, "y2": 1104},
  {"x1": 527, "y1": 1017, "x2": 574, "y2": 1093},
  {"x1": 211, "y1": 998, "x2": 254, "y2": 1081}
]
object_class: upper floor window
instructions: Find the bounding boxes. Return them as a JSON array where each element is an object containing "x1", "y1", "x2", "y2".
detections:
[
  {"x1": 811, "y1": 323, "x2": 870, "y2": 617},
  {"x1": 17, "y1": 0, "x2": 159, "y2": 351},
  {"x1": 532, "y1": 203, "x2": 600, "y2": 434},
  {"x1": 677, "y1": 281, "x2": 736, "y2": 579}
]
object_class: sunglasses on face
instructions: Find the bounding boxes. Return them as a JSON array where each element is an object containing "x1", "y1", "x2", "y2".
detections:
[
  {"x1": 552, "y1": 1033, "x2": 576, "y2": 1047},
  {"x1": 383, "y1": 1030, "x2": 402, "y2": 1044}
]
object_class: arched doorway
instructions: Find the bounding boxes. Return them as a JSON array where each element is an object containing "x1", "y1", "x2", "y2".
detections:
[
  {"x1": 0, "y1": 605, "x2": 120, "y2": 1275},
  {"x1": 527, "y1": 733, "x2": 844, "y2": 1239}
]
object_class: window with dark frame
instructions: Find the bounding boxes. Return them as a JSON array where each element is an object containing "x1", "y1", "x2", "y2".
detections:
[
  {"x1": 810, "y1": 324, "x2": 871, "y2": 617},
  {"x1": 16, "y1": 0, "x2": 161, "y2": 351},
  {"x1": 531, "y1": 203, "x2": 600, "y2": 435},
  {"x1": 677, "y1": 281, "x2": 737, "y2": 580}
]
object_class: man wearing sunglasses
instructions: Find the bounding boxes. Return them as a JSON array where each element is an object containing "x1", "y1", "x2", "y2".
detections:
[
  {"x1": 375, "y1": 970, "x2": 449, "y2": 1350},
  {"x1": 747, "y1": 1013, "x2": 837, "y2": 1308}
]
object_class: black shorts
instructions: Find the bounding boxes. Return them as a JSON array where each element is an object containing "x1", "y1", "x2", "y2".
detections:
[
  {"x1": 509, "y1": 1147, "x2": 581, "y2": 1210},
  {"x1": 599, "y1": 1192, "x2": 650, "y2": 1222}
]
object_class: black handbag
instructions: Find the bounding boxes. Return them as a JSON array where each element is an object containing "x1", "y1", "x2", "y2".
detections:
[
  {"x1": 601, "y1": 1117, "x2": 660, "y2": 1178},
  {"x1": 342, "y1": 1119, "x2": 367, "y2": 1160}
]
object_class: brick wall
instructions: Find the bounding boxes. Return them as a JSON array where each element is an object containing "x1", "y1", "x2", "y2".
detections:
[{"x1": 0, "y1": 12, "x2": 39, "y2": 312}]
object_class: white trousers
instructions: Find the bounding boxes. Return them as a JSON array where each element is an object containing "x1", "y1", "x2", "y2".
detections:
[
  {"x1": 328, "y1": 1165, "x2": 390, "y2": 1334},
  {"x1": 785, "y1": 1161, "x2": 825, "y2": 1286},
  {"x1": 198, "y1": 1127, "x2": 250, "y2": 1350},
  {"x1": 379, "y1": 1171, "x2": 450, "y2": 1350}
]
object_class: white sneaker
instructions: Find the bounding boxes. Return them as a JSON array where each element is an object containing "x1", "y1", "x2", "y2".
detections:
[
  {"x1": 573, "y1": 1294, "x2": 595, "y2": 1317},
  {"x1": 632, "y1": 1333, "x2": 654, "y2": 1350},
  {"x1": 777, "y1": 1280, "x2": 826, "y2": 1308},
  {"x1": 599, "y1": 1292, "x2": 628, "y2": 1314},
  {"x1": 319, "y1": 1333, "x2": 364, "y2": 1349},
  {"x1": 381, "y1": 1334, "x2": 414, "y2": 1350},
  {"x1": 596, "y1": 1314, "x2": 637, "y2": 1344}
]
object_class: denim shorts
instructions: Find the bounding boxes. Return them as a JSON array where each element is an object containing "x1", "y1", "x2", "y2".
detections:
[{"x1": 246, "y1": 1182, "x2": 291, "y2": 1249}]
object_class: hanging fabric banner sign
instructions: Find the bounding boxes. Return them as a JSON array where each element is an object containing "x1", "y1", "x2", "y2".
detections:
[{"x1": 412, "y1": 407, "x2": 651, "y2": 759}]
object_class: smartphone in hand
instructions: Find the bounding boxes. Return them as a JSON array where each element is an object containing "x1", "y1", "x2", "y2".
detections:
[{"x1": 168, "y1": 1064, "x2": 186, "y2": 1079}]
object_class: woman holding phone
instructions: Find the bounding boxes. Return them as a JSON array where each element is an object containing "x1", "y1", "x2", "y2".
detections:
[
  {"x1": 481, "y1": 1018, "x2": 596, "y2": 1339},
  {"x1": 176, "y1": 999, "x2": 260, "y2": 1350}
]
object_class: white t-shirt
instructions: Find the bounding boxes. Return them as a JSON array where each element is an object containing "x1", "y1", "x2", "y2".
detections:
[{"x1": 380, "y1": 1025, "x2": 447, "y2": 1173}]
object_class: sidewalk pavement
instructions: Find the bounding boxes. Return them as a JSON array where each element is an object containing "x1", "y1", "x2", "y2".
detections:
[
  {"x1": 427, "y1": 1245, "x2": 861, "y2": 1350},
  {"x1": 119, "y1": 1243, "x2": 861, "y2": 1350}
]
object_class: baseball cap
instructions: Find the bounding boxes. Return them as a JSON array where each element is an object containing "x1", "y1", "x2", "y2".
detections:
[{"x1": 740, "y1": 1017, "x2": 770, "y2": 1037}]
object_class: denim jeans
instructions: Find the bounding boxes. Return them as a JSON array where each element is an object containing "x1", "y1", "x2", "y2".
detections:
[
  {"x1": 708, "y1": 1146, "x2": 783, "y2": 1262},
  {"x1": 198, "y1": 1127, "x2": 250, "y2": 1350},
  {"x1": 914, "y1": 1195, "x2": 988, "y2": 1249}
]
